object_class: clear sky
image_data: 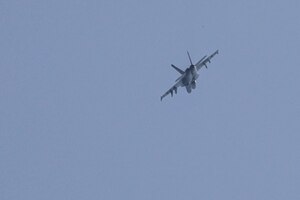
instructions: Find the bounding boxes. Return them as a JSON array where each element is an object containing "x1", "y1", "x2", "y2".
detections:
[{"x1": 1, "y1": 0, "x2": 300, "y2": 199}]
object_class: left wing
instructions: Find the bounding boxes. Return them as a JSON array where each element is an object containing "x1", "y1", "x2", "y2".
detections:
[
  {"x1": 196, "y1": 50, "x2": 219, "y2": 70},
  {"x1": 160, "y1": 77, "x2": 183, "y2": 101}
]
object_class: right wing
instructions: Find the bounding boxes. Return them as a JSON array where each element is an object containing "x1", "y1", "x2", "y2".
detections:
[
  {"x1": 160, "y1": 77, "x2": 183, "y2": 101},
  {"x1": 196, "y1": 50, "x2": 219, "y2": 70}
]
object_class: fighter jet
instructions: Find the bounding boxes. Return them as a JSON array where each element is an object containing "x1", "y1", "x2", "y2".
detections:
[{"x1": 160, "y1": 50, "x2": 219, "y2": 101}]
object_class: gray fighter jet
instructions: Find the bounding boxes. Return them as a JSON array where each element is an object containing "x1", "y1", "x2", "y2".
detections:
[{"x1": 161, "y1": 50, "x2": 219, "y2": 101}]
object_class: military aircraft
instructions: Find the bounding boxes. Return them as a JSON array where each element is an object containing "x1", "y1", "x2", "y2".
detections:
[{"x1": 160, "y1": 50, "x2": 219, "y2": 101}]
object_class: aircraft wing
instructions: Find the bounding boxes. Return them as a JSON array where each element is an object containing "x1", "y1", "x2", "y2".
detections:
[
  {"x1": 160, "y1": 77, "x2": 183, "y2": 101},
  {"x1": 196, "y1": 50, "x2": 219, "y2": 70}
]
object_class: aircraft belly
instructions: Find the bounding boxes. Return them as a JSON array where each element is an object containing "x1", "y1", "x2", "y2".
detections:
[
  {"x1": 194, "y1": 73, "x2": 199, "y2": 80},
  {"x1": 186, "y1": 85, "x2": 192, "y2": 93},
  {"x1": 182, "y1": 72, "x2": 193, "y2": 86}
]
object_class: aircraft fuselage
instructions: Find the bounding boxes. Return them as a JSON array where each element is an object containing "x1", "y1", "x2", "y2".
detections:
[{"x1": 181, "y1": 66, "x2": 199, "y2": 93}]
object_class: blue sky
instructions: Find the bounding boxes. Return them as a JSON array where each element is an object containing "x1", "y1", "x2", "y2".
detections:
[{"x1": 1, "y1": 1, "x2": 300, "y2": 199}]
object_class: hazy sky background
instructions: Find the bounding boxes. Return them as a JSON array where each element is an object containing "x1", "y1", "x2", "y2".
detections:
[{"x1": 1, "y1": 0, "x2": 300, "y2": 199}]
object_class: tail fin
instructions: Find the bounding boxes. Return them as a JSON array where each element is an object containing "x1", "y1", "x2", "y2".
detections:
[{"x1": 187, "y1": 51, "x2": 193, "y2": 66}]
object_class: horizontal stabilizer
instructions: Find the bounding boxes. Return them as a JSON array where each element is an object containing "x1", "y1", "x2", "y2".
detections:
[{"x1": 171, "y1": 64, "x2": 184, "y2": 74}]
